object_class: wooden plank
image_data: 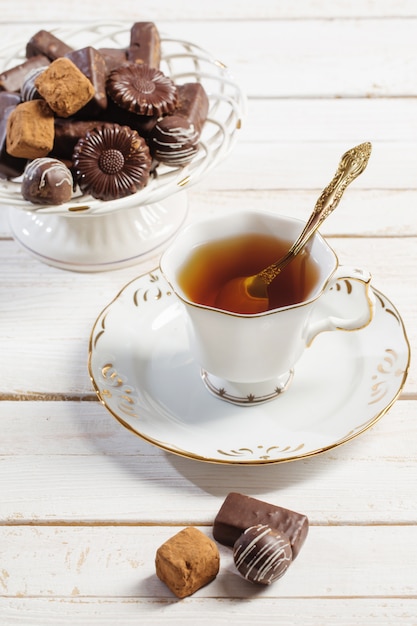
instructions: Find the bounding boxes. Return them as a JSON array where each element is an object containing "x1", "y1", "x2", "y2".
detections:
[
  {"x1": 0, "y1": 400, "x2": 415, "y2": 525},
  {"x1": 189, "y1": 188, "x2": 417, "y2": 238},
  {"x1": 1, "y1": 234, "x2": 414, "y2": 395},
  {"x1": 1, "y1": 597, "x2": 416, "y2": 626},
  {"x1": 0, "y1": 1, "x2": 417, "y2": 22},
  {"x1": 241, "y1": 98, "x2": 417, "y2": 143},
  {"x1": 198, "y1": 141, "x2": 417, "y2": 191},
  {"x1": 0, "y1": 20, "x2": 416, "y2": 98},
  {"x1": 3, "y1": 597, "x2": 417, "y2": 626},
  {"x1": 0, "y1": 526, "x2": 416, "y2": 600}
]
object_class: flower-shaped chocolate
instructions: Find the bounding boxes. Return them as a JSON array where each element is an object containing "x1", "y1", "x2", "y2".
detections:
[
  {"x1": 72, "y1": 123, "x2": 152, "y2": 201},
  {"x1": 106, "y1": 63, "x2": 178, "y2": 117}
]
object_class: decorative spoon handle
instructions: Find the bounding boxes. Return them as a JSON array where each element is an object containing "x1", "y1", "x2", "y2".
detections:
[{"x1": 258, "y1": 141, "x2": 372, "y2": 286}]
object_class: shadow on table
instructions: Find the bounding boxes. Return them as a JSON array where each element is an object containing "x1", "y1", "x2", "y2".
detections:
[{"x1": 163, "y1": 444, "x2": 345, "y2": 498}]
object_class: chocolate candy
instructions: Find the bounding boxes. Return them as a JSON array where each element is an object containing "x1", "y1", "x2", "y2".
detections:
[
  {"x1": 149, "y1": 82, "x2": 209, "y2": 166},
  {"x1": 155, "y1": 527, "x2": 220, "y2": 598},
  {"x1": 213, "y1": 492, "x2": 309, "y2": 560},
  {"x1": 0, "y1": 55, "x2": 50, "y2": 93},
  {"x1": 35, "y1": 58, "x2": 95, "y2": 118},
  {"x1": 21, "y1": 66, "x2": 45, "y2": 101},
  {"x1": 52, "y1": 119, "x2": 104, "y2": 161},
  {"x1": 98, "y1": 48, "x2": 128, "y2": 73},
  {"x1": 65, "y1": 47, "x2": 108, "y2": 116},
  {"x1": 26, "y1": 30, "x2": 74, "y2": 61},
  {"x1": 72, "y1": 123, "x2": 152, "y2": 201},
  {"x1": 0, "y1": 21, "x2": 208, "y2": 202},
  {"x1": 0, "y1": 92, "x2": 27, "y2": 178},
  {"x1": 106, "y1": 63, "x2": 177, "y2": 117},
  {"x1": 6, "y1": 100, "x2": 54, "y2": 159},
  {"x1": 21, "y1": 157, "x2": 73, "y2": 205},
  {"x1": 233, "y1": 524, "x2": 293, "y2": 585},
  {"x1": 127, "y1": 21, "x2": 161, "y2": 69},
  {"x1": 103, "y1": 99, "x2": 159, "y2": 138}
]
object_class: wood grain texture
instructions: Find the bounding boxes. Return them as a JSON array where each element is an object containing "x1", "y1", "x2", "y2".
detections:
[{"x1": 0, "y1": 4, "x2": 416, "y2": 624}]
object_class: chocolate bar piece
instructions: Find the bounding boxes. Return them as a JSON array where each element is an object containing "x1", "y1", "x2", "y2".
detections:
[
  {"x1": 26, "y1": 30, "x2": 73, "y2": 61},
  {"x1": 98, "y1": 47, "x2": 128, "y2": 73},
  {"x1": 149, "y1": 82, "x2": 209, "y2": 166},
  {"x1": 65, "y1": 47, "x2": 108, "y2": 116},
  {"x1": 213, "y1": 492, "x2": 309, "y2": 560},
  {"x1": 52, "y1": 118, "x2": 102, "y2": 161},
  {"x1": 0, "y1": 91, "x2": 21, "y2": 115},
  {"x1": 0, "y1": 55, "x2": 49, "y2": 92},
  {"x1": 127, "y1": 21, "x2": 161, "y2": 68},
  {"x1": 104, "y1": 97, "x2": 159, "y2": 137}
]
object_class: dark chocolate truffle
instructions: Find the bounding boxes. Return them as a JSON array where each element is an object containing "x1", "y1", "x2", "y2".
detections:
[
  {"x1": 149, "y1": 114, "x2": 200, "y2": 167},
  {"x1": 72, "y1": 123, "x2": 152, "y2": 201},
  {"x1": 106, "y1": 63, "x2": 177, "y2": 117},
  {"x1": 21, "y1": 157, "x2": 73, "y2": 205},
  {"x1": 149, "y1": 83, "x2": 209, "y2": 166},
  {"x1": 233, "y1": 524, "x2": 293, "y2": 585}
]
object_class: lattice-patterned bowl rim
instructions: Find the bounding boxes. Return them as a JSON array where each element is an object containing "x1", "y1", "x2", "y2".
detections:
[{"x1": 0, "y1": 21, "x2": 246, "y2": 215}]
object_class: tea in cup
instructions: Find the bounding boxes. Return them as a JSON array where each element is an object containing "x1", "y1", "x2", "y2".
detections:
[{"x1": 160, "y1": 210, "x2": 374, "y2": 405}]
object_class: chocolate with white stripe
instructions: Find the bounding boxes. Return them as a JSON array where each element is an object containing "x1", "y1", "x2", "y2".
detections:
[
  {"x1": 213, "y1": 492, "x2": 309, "y2": 560},
  {"x1": 233, "y1": 524, "x2": 292, "y2": 585}
]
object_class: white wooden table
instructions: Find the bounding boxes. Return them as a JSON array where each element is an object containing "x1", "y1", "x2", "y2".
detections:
[{"x1": 1, "y1": 2, "x2": 417, "y2": 624}]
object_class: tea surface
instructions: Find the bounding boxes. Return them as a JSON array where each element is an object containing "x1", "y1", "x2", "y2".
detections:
[{"x1": 177, "y1": 232, "x2": 320, "y2": 313}]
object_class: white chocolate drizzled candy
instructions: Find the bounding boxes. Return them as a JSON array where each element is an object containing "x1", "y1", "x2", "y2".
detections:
[
  {"x1": 21, "y1": 66, "x2": 46, "y2": 102},
  {"x1": 22, "y1": 157, "x2": 73, "y2": 205},
  {"x1": 233, "y1": 524, "x2": 293, "y2": 585}
]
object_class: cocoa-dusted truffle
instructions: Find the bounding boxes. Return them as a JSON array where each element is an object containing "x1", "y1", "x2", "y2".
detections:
[
  {"x1": 106, "y1": 63, "x2": 177, "y2": 117},
  {"x1": 0, "y1": 92, "x2": 27, "y2": 179},
  {"x1": 155, "y1": 527, "x2": 220, "y2": 598},
  {"x1": 72, "y1": 123, "x2": 152, "y2": 201},
  {"x1": 233, "y1": 524, "x2": 293, "y2": 585},
  {"x1": 6, "y1": 99, "x2": 54, "y2": 159},
  {"x1": 35, "y1": 57, "x2": 95, "y2": 118},
  {"x1": 21, "y1": 157, "x2": 73, "y2": 205}
]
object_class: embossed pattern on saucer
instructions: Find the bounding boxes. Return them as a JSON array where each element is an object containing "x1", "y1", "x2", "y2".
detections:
[{"x1": 88, "y1": 269, "x2": 410, "y2": 465}]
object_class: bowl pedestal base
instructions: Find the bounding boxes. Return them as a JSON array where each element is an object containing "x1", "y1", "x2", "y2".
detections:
[{"x1": 7, "y1": 191, "x2": 188, "y2": 272}]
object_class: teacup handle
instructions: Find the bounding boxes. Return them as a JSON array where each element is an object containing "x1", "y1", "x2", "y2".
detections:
[{"x1": 304, "y1": 266, "x2": 374, "y2": 346}]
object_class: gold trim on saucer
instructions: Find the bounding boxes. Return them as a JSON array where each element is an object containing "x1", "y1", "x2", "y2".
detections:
[{"x1": 87, "y1": 268, "x2": 410, "y2": 466}]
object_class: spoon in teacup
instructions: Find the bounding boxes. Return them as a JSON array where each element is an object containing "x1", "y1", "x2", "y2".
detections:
[{"x1": 214, "y1": 141, "x2": 372, "y2": 314}]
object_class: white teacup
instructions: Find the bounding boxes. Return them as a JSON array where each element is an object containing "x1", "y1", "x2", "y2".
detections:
[{"x1": 160, "y1": 210, "x2": 374, "y2": 405}]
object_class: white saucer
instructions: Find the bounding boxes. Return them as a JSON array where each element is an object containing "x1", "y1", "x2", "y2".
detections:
[{"x1": 88, "y1": 269, "x2": 410, "y2": 465}]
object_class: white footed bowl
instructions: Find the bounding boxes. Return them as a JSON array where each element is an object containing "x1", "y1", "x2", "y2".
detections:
[{"x1": 0, "y1": 22, "x2": 246, "y2": 270}]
